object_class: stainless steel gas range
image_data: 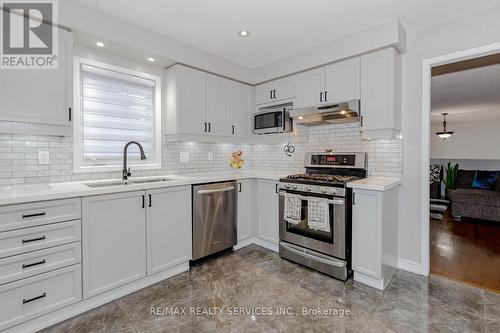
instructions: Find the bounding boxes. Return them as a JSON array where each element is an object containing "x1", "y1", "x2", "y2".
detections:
[{"x1": 278, "y1": 152, "x2": 367, "y2": 281}]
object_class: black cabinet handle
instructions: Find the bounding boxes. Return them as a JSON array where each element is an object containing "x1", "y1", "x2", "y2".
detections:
[
  {"x1": 22, "y1": 236, "x2": 46, "y2": 244},
  {"x1": 204, "y1": 122, "x2": 207, "y2": 132},
  {"x1": 148, "y1": 194, "x2": 152, "y2": 207},
  {"x1": 353, "y1": 193, "x2": 356, "y2": 205},
  {"x1": 273, "y1": 90, "x2": 276, "y2": 99},
  {"x1": 23, "y1": 293, "x2": 46, "y2": 304},
  {"x1": 270, "y1": 90, "x2": 273, "y2": 99},
  {"x1": 238, "y1": 182, "x2": 242, "y2": 192},
  {"x1": 208, "y1": 123, "x2": 211, "y2": 132},
  {"x1": 275, "y1": 184, "x2": 279, "y2": 193},
  {"x1": 22, "y1": 212, "x2": 46, "y2": 219},
  {"x1": 320, "y1": 92, "x2": 323, "y2": 103},
  {"x1": 232, "y1": 125, "x2": 235, "y2": 135},
  {"x1": 22, "y1": 260, "x2": 46, "y2": 269},
  {"x1": 68, "y1": 107, "x2": 72, "y2": 122},
  {"x1": 141, "y1": 195, "x2": 145, "y2": 208},
  {"x1": 324, "y1": 91, "x2": 328, "y2": 102}
]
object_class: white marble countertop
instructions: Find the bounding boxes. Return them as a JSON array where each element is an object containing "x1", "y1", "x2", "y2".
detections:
[
  {"x1": 347, "y1": 177, "x2": 402, "y2": 191},
  {"x1": 0, "y1": 170, "x2": 287, "y2": 206}
]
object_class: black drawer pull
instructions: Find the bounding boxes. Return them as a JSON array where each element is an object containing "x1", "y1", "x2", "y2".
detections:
[
  {"x1": 22, "y1": 212, "x2": 46, "y2": 219},
  {"x1": 23, "y1": 292, "x2": 46, "y2": 304},
  {"x1": 148, "y1": 194, "x2": 152, "y2": 207},
  {"x1": 22, "y1": 260, "x2": 46, "y2": 269},
  {"x1": 22, "y1": 236, "x2": 46, "y2": 244}
]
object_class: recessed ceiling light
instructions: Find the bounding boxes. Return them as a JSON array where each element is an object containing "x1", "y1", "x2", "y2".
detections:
[
  {"x1": 147, "y1": 57, "x2": 155, "y2": 62},
  {"x1": 94, "y1": 41, "x2": 106, "y2": 47},
  {"x1": 238, "y1": 30, "x2": 250, "y2": 37}
]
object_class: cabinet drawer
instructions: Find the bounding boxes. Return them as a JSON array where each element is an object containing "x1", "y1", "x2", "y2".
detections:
[
  {"x1": 0, "y1": 198, "x2": 81, "y2": 233},
  {"x1": 0, "y1": 264, "x2": 81, "y2": 331},
  {"x1": 0, "y1": 242, "x2": 81, "y2": 285},
  {"x1": 0, "y1": 220, "x2": 81, "y2": 259}
]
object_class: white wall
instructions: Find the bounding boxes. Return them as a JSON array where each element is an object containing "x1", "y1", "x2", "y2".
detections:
[
  {"x1": 399, "y1": 3, "x2": 500, "y2": 267},
  {"x1": 431, "y1": 120, "x2": 500, "y2": 160}
]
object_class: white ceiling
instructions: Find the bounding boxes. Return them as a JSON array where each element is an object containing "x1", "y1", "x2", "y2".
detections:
[
  {"x1": 73, "y1": 0, "x2": 500, "y2": 69},
  {"x1": 431, "y1": 63, "x2": 500, "y2": 124}
]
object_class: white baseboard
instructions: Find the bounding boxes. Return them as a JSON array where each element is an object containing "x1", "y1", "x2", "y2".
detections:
[
  {"x1": 397, "y1": 258, "x2": 422, "y2": 275},
  {"x1": 6, "y1": 262, "x2": 189, "y2": 333},
  {"x1": 353, "y1": 272, "x2": 384, "y2": 290},
  {"x1": 251, "y1": 237, "x2": 279, "y2": 252},
  {"x1": 234, "y1": 237, "x2": 254, "y2": 250}
]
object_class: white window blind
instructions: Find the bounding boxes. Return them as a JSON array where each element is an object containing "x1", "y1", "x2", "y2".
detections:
[{"x1": 74, "y1": 59, "x2": 161, "y2": 171}]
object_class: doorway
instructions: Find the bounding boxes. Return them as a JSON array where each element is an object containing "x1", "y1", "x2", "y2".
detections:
[{"x1": 422, "y1": 44, "x2": 500, "y2": 292}]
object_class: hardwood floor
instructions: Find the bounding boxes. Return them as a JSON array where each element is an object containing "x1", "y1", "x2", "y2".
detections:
[{"x1": 431, "y1": 210, "x2": 500, "y2": 292}]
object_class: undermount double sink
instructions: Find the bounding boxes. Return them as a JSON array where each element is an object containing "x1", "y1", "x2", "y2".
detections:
[{"x1": 83, "y1": 177, "x2": 175, "y2": 188}]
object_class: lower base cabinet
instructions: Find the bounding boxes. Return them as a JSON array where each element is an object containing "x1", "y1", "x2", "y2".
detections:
[
  {"x1": 237, "y1": 180, "x2": 253, "y2": 243},
  {"x1": 82, "y1": 191, "x2": 147, "y2": 299},
  {"x1": 82, "y1": 186, "x2": 192, "y2": 299},
  {"x1": 256, "y1": 180, "x2": 279, "y2": 244},
  {"x1": 0, "y1": 264, "x2": 81, "y2": 331},
  {"x1": 352, "y1": 187, "x2": 399, "y2": 290},
  {"x1": 146, "y1": 186, "x2": 192, "y2": 274}
]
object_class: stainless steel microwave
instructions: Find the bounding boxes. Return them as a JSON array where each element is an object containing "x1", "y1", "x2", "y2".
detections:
[{"x1": 253, "y1": 102, "x2": 293, "y2": 134}]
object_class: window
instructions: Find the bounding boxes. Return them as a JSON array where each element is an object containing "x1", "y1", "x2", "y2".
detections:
[{"x1": 73, "y1": 57, "x2": 161, "y2": 172}]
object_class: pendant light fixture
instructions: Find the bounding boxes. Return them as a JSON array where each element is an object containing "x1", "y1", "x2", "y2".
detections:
[{"x1": 436, "y1": 113, "x2": 454, "y2": 140}]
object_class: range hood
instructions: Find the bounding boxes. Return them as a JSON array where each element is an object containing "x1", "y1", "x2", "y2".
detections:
[{"x1": 290, "y1": 100, "x2": 360, "y2": 126}]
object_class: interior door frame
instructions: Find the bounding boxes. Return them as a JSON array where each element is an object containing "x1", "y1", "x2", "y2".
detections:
[{"x1": 421, "y1": 42, "x2": 500, "y2": 276}]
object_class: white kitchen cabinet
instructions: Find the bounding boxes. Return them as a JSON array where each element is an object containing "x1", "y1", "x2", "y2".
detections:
[
  {"x1": 165, "y1": 64, "x2": 251, "y2": 139},
  {"x1": 351, "y1": 186, "x2": 399, "y2": 290},
  {"x1": 237, "y1": 180, "x2": 253, "y2": 243},
  {"x1": 295, "y1": 57, "x2": 360, "y2": 109},
  {"x1": 295, "y1": 68, "x2": 325, "y2": 108},
  {"x1": 206, "y1": 74, "x2": 231, "y2": 136},
  {"x1": 256, "y1": 180, "x2": 279, "y2": 244},
  {"x1": 82, "y1": 191, "x2": 146, "y2": 298},
  {"x1": 324, "y1": 57, "x2": 360, "y2": 103},
  {"x1": 230, "y1": 82, "x2": 251, "y2": 137},
  {"x1": 360, "y1": 47, "x2": 401, "y2": 139},
  {"x1": 165, "y1": 65, "x2": 207, "y2": 135},
  {"x1": 255, "y1": 77, "x2": 297, "y2": 105},
  {"x1": 0, "y1": 27, "x2": 73, "y2": 135},
  {"x1": 146, "y1": 186, "x2": 191, "y2": 275}
]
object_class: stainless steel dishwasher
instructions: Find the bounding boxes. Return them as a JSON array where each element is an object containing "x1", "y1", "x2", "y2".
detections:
[{"x1": 192, "y1": 181, "x2": 237, "y2": 260}]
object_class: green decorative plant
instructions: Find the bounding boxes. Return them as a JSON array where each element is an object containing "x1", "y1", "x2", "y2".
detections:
[{"x1": 443, "y1": 162, "x2": 459, "y2": 189}]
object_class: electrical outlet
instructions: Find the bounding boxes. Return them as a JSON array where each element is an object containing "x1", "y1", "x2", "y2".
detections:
[
  {"x1": 38, "y1": 150, "x2": 49, "y2": 165},
  {"x1": 207, "y1": 152, "x2": 214, "y2": 161},
  {"x1": 180, "y1": 152, "x2": 189, "y2": 163}
]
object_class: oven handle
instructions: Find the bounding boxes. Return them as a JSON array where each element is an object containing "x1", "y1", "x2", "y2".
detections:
[
  {"x1": 279, "y1": 192, "x2": 344, "y2": 205},
  {"x1": 280, "y1": 242, "x2": 345, "y2": 267}
]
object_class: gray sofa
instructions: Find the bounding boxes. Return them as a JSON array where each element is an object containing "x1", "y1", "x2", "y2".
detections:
[{"x1": 448, "y1": 170, "x2": 500, "y2": 222}]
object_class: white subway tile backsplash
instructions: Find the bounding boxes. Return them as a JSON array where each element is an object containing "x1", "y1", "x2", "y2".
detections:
[{"x1": 0, "y1": 122, "x2": 402, "y2": 185}]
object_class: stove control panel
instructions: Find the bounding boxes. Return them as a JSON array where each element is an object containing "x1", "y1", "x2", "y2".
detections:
[
  {"x1": 304, "y1": 152, "x2": 366, "y2": 169},
  {"x1": 278, "y1": 183, "x2": 346, "y2": 197}
]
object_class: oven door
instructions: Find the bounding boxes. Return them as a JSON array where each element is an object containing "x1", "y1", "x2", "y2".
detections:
[
  {"x1": 279, "y1": 190, "x2": 345, "y2": 259},
  {"x1": 254, "y1": 110, "x2": 284, "y2": 134}
]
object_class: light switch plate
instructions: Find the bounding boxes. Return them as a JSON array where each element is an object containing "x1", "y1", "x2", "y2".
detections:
[
  {"x1": 207, "y1": 152, "x2": 214, "y2": 161},
  {"x1": 38, "y1": 150, "x2": 49, "y2": 165},
  {"x1": 180, "y1": 152, "x2": 189, "y2": 163}
]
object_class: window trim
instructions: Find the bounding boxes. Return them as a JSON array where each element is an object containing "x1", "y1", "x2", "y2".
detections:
[{"x1": 72, "y1": 57, "x2": 162, "y2": 173}]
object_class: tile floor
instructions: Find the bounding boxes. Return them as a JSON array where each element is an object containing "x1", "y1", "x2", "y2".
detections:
[{"x1": 39, "y1": 245, "x2": 500, "y2": 333}]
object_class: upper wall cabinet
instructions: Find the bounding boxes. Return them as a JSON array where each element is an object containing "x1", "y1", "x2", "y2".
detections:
[
  {"x1": 0, "y1": 28, "x2": 73, "y2": 135},
  {"x1": 206, "y1": 74, "x2": 231, "y2": 136},
  {"x1": 164, "y1": 65, "x2": 251, "y2": 139},
  {"x1": 324, "y1": 57, "x2": 360, "y2": 103},
  {"x1": 295, "y1": 57, "x2": 360, "y2": 108},
  {"x1": 360, "y1": 48, "x2": 401, "y2": 139},
  {"x1": 230, "y1": 81, "x2": 251, "y2": 136},
  {"x1": 255, "y1": 77, "x2": 296, "y2": 105}
]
